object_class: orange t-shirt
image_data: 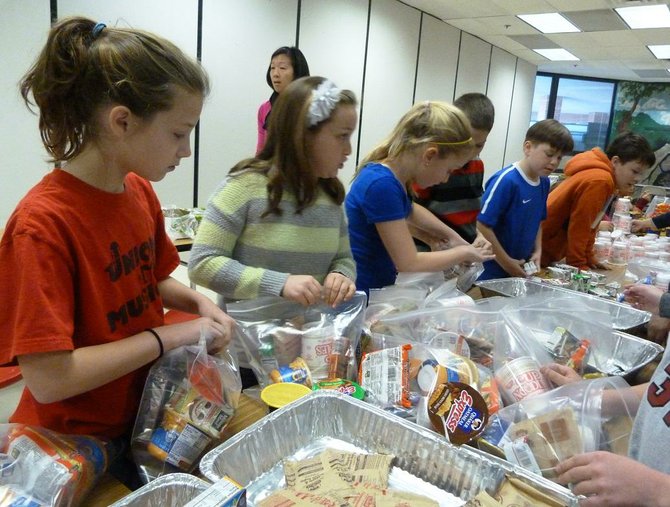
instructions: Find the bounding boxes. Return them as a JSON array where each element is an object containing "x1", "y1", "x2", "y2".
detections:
[{"x1": 0, "y1": 170, "x2": 179, "y2": 437}]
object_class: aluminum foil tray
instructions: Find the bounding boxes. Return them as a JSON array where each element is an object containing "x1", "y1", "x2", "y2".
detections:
[
  {"x1": 475, "y1": 277, "x2": 651, "y2": 332},
  {"x1": 502, "y1": 307, "x2": 663, "y2": 377},
  {"x1": 200, "y1": 391, "x2": 577, "y2": 506},
  {"x1": 109, "y1": 473, "x2": 210, "y2": 506}
]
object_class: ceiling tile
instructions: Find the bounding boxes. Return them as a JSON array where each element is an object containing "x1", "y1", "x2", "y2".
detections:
[
  {"x1": 509, "y1": 34, "x2": 560, "y2": 49},
  {"x1": 471, "y1": 15, "x2": 539, "y2": 35},
  {"x1": 547, "y1": 32, "x2": 600, "y2": 48},
  {"x1": 630, "y1": 28, "x2": 670, "y2": 45},
  {"x1": 633, "y1": 69, "x2": 670, "y2": 78},
  {"x1": 562, "y1": 9, "x2": 628, "y2": 31},
  {"x1": 545, "y1": 0, "x2": 612, "y2": 10},
  {"x1": 490, "y1": 0, "x2": 556, "y2": 14},
  {"x1": 584, "y1": 30, "x2": 642, "y2": 47}
]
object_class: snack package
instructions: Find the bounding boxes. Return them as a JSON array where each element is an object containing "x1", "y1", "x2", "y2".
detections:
[
  {"x1": 479, "y1": 376, "x2": 636, "y2": 481},
  {"x1": 227, "y1": 293, "x2": 366, "y2": 388},
  {"x1": 0, "y1": 424, "x2": 108, "y2": 507},
  {"x1": 131, "y1": 327, "x2": 242, "y2": 483},
  {"x1": 359, "y1": 344, "x2": 412, "y2": 409}
]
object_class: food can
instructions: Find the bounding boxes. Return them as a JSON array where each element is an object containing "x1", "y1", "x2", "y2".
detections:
[{"x1": 269, "y1": 357, "x2": 312, "y2": 387}]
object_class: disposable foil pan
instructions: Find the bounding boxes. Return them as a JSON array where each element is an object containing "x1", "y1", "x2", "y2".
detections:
[
  {"x1": 475, "y1": 277, "x2": 651, "y2": 332},
  {"x1": 109, "y1": 473, "x2": 210, "y2": 506},
  {"x1": 200, "y1": 391, "x2": 578, "y2": 506}
]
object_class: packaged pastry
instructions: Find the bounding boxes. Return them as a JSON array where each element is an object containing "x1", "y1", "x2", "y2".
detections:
[
  {"x1": 427, "y1": 382, "x2": 489, "y2": 445},
  {"x1": 359, "y1": 345, "x2": 412, "y2": 408}
]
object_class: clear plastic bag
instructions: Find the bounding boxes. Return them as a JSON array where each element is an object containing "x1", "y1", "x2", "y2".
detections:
[
  {"x1": 0, "y1": 424, "x2": 108, "y2": 506},
  {"x1": 131, "y1": 327, "x2": 242, "y2": 483},
  {"x1": 367, "y1": 331, "x2": 500, "y2": 423},
  {"x1": 226, "y1": 292, "x2": 367, "y2": 388},
  {"x1": 501, "y1": 305, "x2": 650, "y2": 377},
  {"x1": 479, "y1": 376, "x2": 637, "y2": 482}
]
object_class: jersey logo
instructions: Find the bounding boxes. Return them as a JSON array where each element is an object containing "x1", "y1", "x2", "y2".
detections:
[
  {"x1": 647, "y1": 361, "x2": 670, "y2": 427},
  {"x1": 522, "y1": 199, "x2": 532, "y2": 204}
]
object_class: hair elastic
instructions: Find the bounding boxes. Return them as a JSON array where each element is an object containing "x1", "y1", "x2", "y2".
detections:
[
  {"x1": 145, "y1": 328, "x2": 164, "y2": 358},
  {"x1": 433, "y1": 137, "x2": 473, "y2": 146},
  {"x1": 92, "y1": 22, "x2": 106, "y2": 38}
]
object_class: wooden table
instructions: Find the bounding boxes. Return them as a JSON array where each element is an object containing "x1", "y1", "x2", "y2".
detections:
[{"x1": 85, "y1": 393, "x2": 269, "y2": 505}]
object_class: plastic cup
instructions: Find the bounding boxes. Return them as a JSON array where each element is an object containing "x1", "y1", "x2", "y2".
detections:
[
  {"x1": 301, "y1": 323, "x2": 334, "y2": 379},
  {"x1": 495, "y1": 356, "x2": 550, "y2": 404}
]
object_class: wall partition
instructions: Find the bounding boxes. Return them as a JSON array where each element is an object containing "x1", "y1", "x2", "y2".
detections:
[{"x1": 0, "y1": 0, "x2": 536, "y2": 225}]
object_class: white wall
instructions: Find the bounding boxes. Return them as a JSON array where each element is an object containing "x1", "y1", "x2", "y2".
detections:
[
  {"x1": 504, "y1": 58, "x2": 537, "y2": 170},
  {"x1": 454, "y1": 32, "x2": 491, "y2": 98},
  {"x1": 1, "y1": 0, "x2": 51, "y2": 226},
  {"x1": 415, "y1": 14, "x2": 460, "y2": 104},
  {"x1": 0, "y1": 0, "x2": 538, "y2": 225}
]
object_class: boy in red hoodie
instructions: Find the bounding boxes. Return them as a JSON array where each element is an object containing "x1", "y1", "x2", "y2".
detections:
[{"x1": 542, "y1": 132, "x2": 655, "y2": 269}]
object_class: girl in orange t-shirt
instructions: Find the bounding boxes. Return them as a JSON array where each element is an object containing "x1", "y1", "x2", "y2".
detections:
[{"x1": 0, "y1": 16, "x2": 234, "y2": 488}]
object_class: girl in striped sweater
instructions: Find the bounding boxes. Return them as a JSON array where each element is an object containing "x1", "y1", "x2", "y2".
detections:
[{"x1": 189, "y1": 76, "x2": 357, "y2": 309}]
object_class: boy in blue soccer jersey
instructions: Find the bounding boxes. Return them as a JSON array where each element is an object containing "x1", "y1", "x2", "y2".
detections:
[{"x1": 477, "y1": 119, "x2": 573, "y2": 280}]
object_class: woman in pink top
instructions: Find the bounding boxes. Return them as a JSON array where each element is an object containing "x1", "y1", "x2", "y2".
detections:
[{"x1": 256, "y1": 46, "x2": 310, "y2": 154}]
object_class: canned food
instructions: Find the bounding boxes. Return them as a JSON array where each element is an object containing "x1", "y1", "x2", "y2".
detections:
[{"x1": 269, "y1": 357, "x2": 312, "y2": 387}]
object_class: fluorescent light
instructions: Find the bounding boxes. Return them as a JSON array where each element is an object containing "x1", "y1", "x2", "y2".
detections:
[
  {"x1": 533, "y1": 48, "x2": 580, "y2": 61},
  {"x1": 649, "y1": 45, "x2": 670, "y2": 59},
  {"x1": 517, "y1": 13, "x2": 581, "y2": 33},
  {"x1": 616, "y1": 5, "x2": 670, "y2": 29}
]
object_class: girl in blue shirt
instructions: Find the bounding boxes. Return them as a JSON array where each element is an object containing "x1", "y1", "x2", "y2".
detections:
[{"x1": 345, "y1": 102, "x2": 494, "y2": 294}]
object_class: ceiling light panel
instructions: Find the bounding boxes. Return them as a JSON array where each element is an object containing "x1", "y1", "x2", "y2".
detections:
[
  {"x1": 517, "y1": 13, "x2": 581, "y2": 33},
  {"x1": 534, "y1": 48, "x2": 580, "y2": 61},
  {"x1": 649, "y1": 45, "x2": 670, "y2": 59},
  {"x1": 616, "y1": 5, "x2": 670, "y2": 29}
]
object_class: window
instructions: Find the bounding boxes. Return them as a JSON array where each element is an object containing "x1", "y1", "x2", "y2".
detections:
[{"x1": 529, "y1": 73, "x2": 617, "y2": 153}]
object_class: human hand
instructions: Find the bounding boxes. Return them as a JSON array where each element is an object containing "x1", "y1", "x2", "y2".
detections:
[
  {"x1": 598, "y1": 220, "x2": 614, "y2": 232},
  {"x1": 624, "y1": 284, "x2": 664, "y2": 314},
  {"x1": 443, "y1": 228, "x2": 468, "y2": 247},
  {"x1": 556, "y1": 451, "x2": 670, "y2": 507},
  {"x1": 631, "y1": 218, "x2": 655, "y2": 233},
  {"x1": 591, "y1": 260, "x2": 611, "y2": 270},
  {"x1": 456, "y1": 243, "x2": 495, "y2": 264},
  {"x1": 472, "y1": 232, "x2": 491, "y2": 250},
  {"x1": 323, "y1": 272, "x2": 356, "y2": 308},
  {"x1": 540, "y1": 363, "x2": 582, "y2": 387},
  {"x1": 157, "y1": 317, "x2": 230, "y2": 354},
  {"x1": 499, "y1": 256, "x2": 526, "y2": 277},
  {"x1": 197, "y1": 298, "x2": 236, "y2": 336},
  {"x1": 282, "y1": 275, "x2": 323, "y2": 306},
  {"x1": 529, "y1": 251, "x2": 542, "y2": 271}
]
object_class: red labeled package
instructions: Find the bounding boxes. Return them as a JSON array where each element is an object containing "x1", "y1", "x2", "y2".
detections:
[{"x1": 359, "y1": 344, "x2": 412, "y2": 408}]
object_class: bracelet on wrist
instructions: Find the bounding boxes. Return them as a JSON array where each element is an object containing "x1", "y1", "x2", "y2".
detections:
[{"x1": 145, "y1": 328, "x2": 164, "y2": 358}]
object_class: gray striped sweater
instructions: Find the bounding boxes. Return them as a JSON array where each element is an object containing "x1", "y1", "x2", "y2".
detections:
[{"x1": 188, "y1": 170, "x2": 356, "y2": 301}]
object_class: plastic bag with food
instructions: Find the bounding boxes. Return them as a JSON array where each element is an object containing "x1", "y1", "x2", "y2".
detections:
[
  {"x1": 227, "y1": 292, "x2": 367, "y2": 388},
  {"x1": 131, "y1": 326, "x2": 242, "y2": 483},
  {"x1": 0, "y1": 424, "x2": 108, "y2": 507}
]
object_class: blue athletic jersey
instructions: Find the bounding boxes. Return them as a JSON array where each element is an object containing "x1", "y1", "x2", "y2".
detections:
[
  {"x1": 345, "y1": 163, "x2": 412, "y2": 293},
  {"x1": 477, "y1": 164, "x2": 549, "y2": 280}
]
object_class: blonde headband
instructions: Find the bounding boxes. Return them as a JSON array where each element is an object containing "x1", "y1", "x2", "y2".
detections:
[{"x1": 433, "y1": 137, "x2": 473, "y2": 146}]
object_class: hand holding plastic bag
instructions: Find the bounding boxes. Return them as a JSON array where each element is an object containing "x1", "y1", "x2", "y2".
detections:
[{"x1": 131, "y1": 325, "x2": 242, "y2": 483}]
